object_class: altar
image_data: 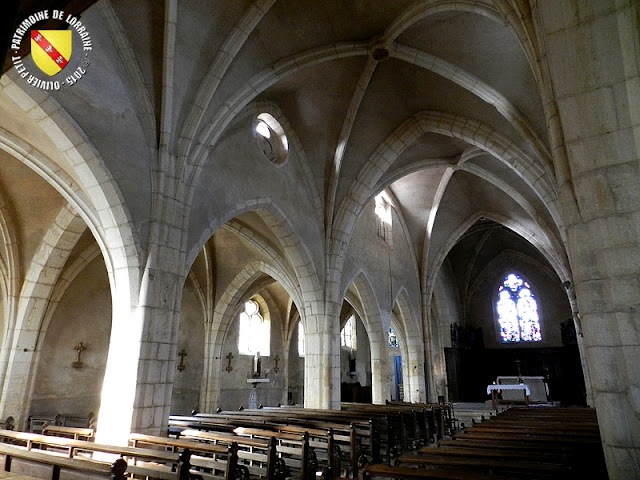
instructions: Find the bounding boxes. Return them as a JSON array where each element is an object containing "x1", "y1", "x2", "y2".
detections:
[
  {"x1": 496, "y1": 375, "x2": 549, "y2": 403},
  {"x1": 247, "y1": 378, "x2": 269, "y2": 409},
  {"x1": 487, "y1": 383, "x2": 530, "y2": 410}
]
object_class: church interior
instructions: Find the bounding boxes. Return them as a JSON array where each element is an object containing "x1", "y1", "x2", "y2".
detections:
[{"x1": 0, "y1": 1, "x2": 638, "y2": 479}]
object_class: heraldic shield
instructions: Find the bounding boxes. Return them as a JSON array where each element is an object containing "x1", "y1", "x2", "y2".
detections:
[{"x1": 31, "y1": 30, "x2": 72, "y2": 76}]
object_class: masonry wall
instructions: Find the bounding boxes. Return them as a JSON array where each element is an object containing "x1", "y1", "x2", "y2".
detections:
[{"x1": 30, "y1": 256, "x2": 110, "y2": 420}]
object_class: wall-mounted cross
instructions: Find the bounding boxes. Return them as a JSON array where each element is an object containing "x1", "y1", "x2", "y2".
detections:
[
  {"x1": 273, "y1": 355, "x2": 280, "y2": 373},
  {"x1": 177, "y1": 349, "x2": 187, "y2": 372},
  {"x1": 225, "y1": 352, "x2": 234, "y2": 372}
]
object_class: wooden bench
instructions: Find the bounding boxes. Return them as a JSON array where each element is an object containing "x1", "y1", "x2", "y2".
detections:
[
  {"x1": 129, "y1": 432, "x2": 245, "y2": 479},
  {"x1": 0, "y1": 441, "x2": 113, "y2": 479},
  {"x1": 180, "y1": 427, "x2": 325, "y2": 480},
  {"x1": 177, "y1": 411, "x2": 366, "y2": 477},
  {"x1": 359, "y1": 462, "x2": 520, "y2": 480},
  {"x1": 0, "y1": 429, "x2": 240, "y2": 480},
  {"x1": 395, "y1": 450, "x2": 573, "y2": 479},
  {"x1": 358, "y1": 406, "x2": 607, "y2": 480},
  {"x1": 42, "y1": 425, "x2": 94, "y2": 441},
  {"x1": 437, "y1": 407, "x2": 606, "y2": 479},
  {"x1": 0, "y1": 471, "x2": 42, "y2": 479},
  {"x1": 182, "y1": 401, "x2": 455, "y2": 478},
  {"x1": 178, "y1": 428, "x2": 280, "y2": 479}
]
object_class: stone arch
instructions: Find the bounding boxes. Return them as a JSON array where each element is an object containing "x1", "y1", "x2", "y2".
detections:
[
  {"x1": 0, "y1": 185, "x2": 19, "y2": 341},
  {"x1": 0, "y1": 80, "x2": 144, "y2": 444},
  {"x1": 343, "y1": 270, "x2": 390, "y2": 404},
  {"x1": 0, "y1": 205, "x2": 87, "y2": 426},
  {"x1": 329, "y1": 110, "x2": 562, "y2": 311},
  {"x1": 189, "y1": 198, "x2": 326, "y2": 407},
  {"x1": 422, "y1": 211, "x2": 572, "y2": 402},
  {"x1": 424, "y1": 211, "x2": 571, "y2": 318},
  {"x1": 393, "y1": 287, "x2": 427, "y2": 403},
  {"x1": 0, "y1": 187, "x2": 21, "y2": 416},
  {"x1": 0, "y1": 80, "x2": 142, "y2": 280},
  {"x1": 26, "y1": 243, "x2": 103, "y2": 420},
  {"x1": 181, "y1": 41, "x2": 369, "y2": 187},
  {"x1": 188, "y1": 199, "x2": 322, "y2": 316},
  {"x1": 202, "y1": 260, "x2": 302, "y2": 410}
]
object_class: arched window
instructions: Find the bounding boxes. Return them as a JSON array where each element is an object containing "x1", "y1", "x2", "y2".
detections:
[
  {"x1": 298, "y1": 322, "x2": 305, "y2": 357},
  {"x1": 253, "y1": 113, "x2": 289, "y2": 164},
  {"x1": 374, "y1": 192, "x2": 393, "y2": 247},
  {"x1": 496, "y1": 273, "x2": 542, "y2": 343},
  {"x1": 341, "y1": 315, "x2": 356, "y2": 349},
  {"x1": 238, "y1": 299, "x2": 270, "y2": 355},
  {"x1": 388, "y1": 327, "x2": 399, "y2": 348}
]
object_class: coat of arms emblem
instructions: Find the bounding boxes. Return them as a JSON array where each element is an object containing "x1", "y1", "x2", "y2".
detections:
[{"x1": 31, "y1": 30, "x2": 72, "y2": 76}]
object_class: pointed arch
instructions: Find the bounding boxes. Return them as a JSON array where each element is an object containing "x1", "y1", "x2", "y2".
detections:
[
  {"x1": 392, "y1": 287, "x2": 427, "y2": 403},
  {"x1": 329, "y1": 110, "x2": 562, "y2": 311},
  {"x1": 201, "y1": 260, "x2": 302, "y2": 409},
  {"x1": 188, "y1": 199, "x2": 322, "y2": 314},
  {"x1": 0, "y1": 205, "x2": 86, "y2": 425},
  {"x1": 0, "y1": 79, "x2": 143, "y2": 300}
]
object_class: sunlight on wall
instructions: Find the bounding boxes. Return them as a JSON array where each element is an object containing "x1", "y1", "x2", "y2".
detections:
[{"x1": 94, "y1": 290, "x2": 143, "y2": 448}]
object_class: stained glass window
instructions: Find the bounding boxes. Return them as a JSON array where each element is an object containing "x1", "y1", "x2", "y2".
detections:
[
  {"x1": 341, "y1": 315, "x2": 356, "y2": 349},
  {"x1": 496, "y1": 273, "x2": 542, "y2": 343},
  {"x1": 388, "y1": 327, "x2": 399, "y2": 347},
  {"x1": 238, "y1": 299, "x2": 270, "y2": 355}
]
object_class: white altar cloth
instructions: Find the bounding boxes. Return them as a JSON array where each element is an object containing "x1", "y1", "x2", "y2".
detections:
[{"x1": 487, "y1": 384, "x2": 530, "y2": 395}]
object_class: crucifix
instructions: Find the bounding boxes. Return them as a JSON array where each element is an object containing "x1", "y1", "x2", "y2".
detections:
[
  {"x1": 72, "y1": 342, "x2": 86, "y2": 369},
  {"x1": 177, "y1": 349, "x2": 187, "y2": 372},
  {"x1": 273, "y1": 355, "x2": 280, "y2": 373},
  {"x1": 225, "y1": 352, "x2": 234, "y2": 372}
]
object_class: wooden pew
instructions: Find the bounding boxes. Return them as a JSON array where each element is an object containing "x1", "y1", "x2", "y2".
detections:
[
  {"x1": 42, "y1": 424, "x2": 94, "y2": 441},
  {"x1": 359, "y1": 406, "x2": 606, "y2": 480},
  {"x1": 0, "y1": 429, "x2": 240, "y2": 480},
  {"x1": 179, "y1": 426, "x2": 325, "y2": 480},
  {"x1": 178, "y1": 428, "x2": 281, "y2": 479},
  {"x1": 359, "y1": 462, "x2": 520, "y2": 480},
  {"x1": 179, "y1": 413, "x2": 340, "y2": 476},
  {"x1": 395, "y1": 450, "x2": 573, "y2": 479},
  {"x1": 0, "y1": 441, "x2": 113, "y2": 479},
  {"x1": 179, "y1": 401, "x2": 456, "y2": 478},
  {"x1": 383, "y1": 400, "x2": 454, "y2": 440},
  {"x1": 129, "y1": 432, "x2": 247, "y2": 479},
  {"x1": 175, "y1": 411, "x2": 365, "y2": 477}
]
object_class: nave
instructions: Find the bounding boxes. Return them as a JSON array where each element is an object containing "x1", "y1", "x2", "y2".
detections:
[{"x1": 0, "y1": 401, "x2": 607, "y2": 480}]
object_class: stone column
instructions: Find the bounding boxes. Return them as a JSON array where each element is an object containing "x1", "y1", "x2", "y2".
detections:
[
  {"x1": 371, "y1": 311, "x2": 392, "y2": 404},
  {"x1": 538, "y1": 2, "x2": 640, "y2": 477},
  {"x1": 304, "y1": 303, "x2": 340, "y2": 409}
]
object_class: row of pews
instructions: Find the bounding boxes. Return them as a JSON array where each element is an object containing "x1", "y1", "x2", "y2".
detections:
[
  {"x1": 0, "y1": 401, "x2": 452, "y2": 480},
  {"x1": 166, "y1": 401, "x2": 454, "y2": 479},
  {"x1": 0, "y1": 403, "x2": 604, "y2": 480},
  {"x1": 0, "y1": 427, "x2": 240, "y2": 479},
  {"x1": 362, "y1": 406, "x2": 608, "y2": 480}
]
